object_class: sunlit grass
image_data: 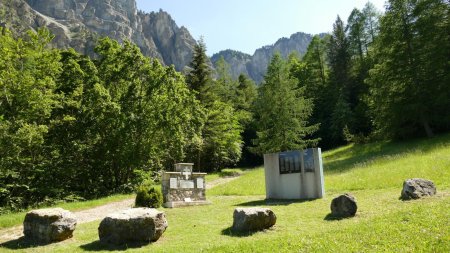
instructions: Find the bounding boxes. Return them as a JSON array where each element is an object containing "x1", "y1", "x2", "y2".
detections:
[{"x1": 1, "y1": 134, "x2": 449, "y2": 252}]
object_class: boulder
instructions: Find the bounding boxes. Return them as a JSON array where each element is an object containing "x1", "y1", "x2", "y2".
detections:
[
  {"x1": 23, "y1": 208, "x2": 77, "y2": 242},
  {"x1": 232, "y1": 207, "x2": 276, "y2": 232},
  {"x1": 330, "y1": 194, "x2": 357, "y2": 217},
  {"x1": 98, "y1": 208, "x2": 168, "y2": 245},
  {"x1": 401, "y1": 178, "x2": 436, "y2": 200}
]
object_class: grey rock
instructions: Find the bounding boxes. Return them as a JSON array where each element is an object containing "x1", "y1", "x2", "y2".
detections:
[
  {"x1": 23, "y1": 208, "x2": 77, "y2": 242},
  {"x1": 232, "y1": 207, "x2": 276, "y2": 232},
  {"x1": 212, "y1": 32, "x2": 323, "y2": 83},
  {"x1": 98, "y1": 208, "x2": 168, "y2": 245},
  {"x1": 2, "y1": 0, "x2": 196, "y2": 71},
  {"x1": 401, "y1": 178, "x2": 436, "y2": 200},
  {"x1": 330, "y1": 194, "x2": 357, "y2": 217}
]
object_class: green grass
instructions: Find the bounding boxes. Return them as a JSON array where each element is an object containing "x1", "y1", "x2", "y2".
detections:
[
  {"x1": 209, "y1": 168, "x2": 265, "y2": 196},
  {"x1": 1, "y1": 134, "x2": 449, "y2": 252},
  {"x1": 205, "y1": 168, "x2": 246, "y2": 183},
  {"x1": 0, "y1": 194, "x2": 133, "y2": 229}
]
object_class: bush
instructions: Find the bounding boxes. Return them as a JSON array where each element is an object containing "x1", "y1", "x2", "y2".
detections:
[{"x1": 135, "y1": 185, "x2": 163, "y2": 208}]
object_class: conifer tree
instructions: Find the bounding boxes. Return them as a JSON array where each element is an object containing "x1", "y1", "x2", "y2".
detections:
[
  {"x1": 252, "y1": 53, "x2": 318, "y2": 154},
  {"x1": 367, "y1": 0, "x2": 450, "y2": 138}
]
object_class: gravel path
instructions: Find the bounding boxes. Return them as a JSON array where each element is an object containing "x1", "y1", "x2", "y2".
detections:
[{"x1": 0, "y1": 175, "x2": 240, "y2": 243}]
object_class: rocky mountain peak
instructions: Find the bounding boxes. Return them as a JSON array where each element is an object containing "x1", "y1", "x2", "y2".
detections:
[
  {"x1": 212, "y1": 32, "x2": 317, "y2": 83},
  {"x1": 3, "y1": 0, "x2": 196, "y2": 71}
]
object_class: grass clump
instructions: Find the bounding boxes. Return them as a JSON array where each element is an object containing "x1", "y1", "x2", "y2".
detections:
[{"x1": 219, "y1": 168, "x2": 244, "y2": 177}]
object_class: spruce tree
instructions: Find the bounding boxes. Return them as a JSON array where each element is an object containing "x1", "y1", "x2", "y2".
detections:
[
  {"x1": 367, "y1": 0, "x2": 450, "y2": 138},
  {"x1": 185, "y1": 38, "x2": 213, "y2": 103},
  {"x1": 252, "y1": 53, "x2": 318, "y2": 154}
]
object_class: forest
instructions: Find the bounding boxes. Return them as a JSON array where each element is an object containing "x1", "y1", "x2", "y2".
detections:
[{"x1": 0, "y1": 0, "x2": 449, "y2": 212}]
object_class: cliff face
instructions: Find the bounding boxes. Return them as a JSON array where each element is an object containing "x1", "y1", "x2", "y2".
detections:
[
  {"x1": 212, "y1": 32, "x2": 316, "y2": 83},
  {"x1": 0, "y1": 0, "x2": 196, "y2": 71},
  {"x1": 1, "y1": 0, "x2": 319, "y2": 82}
]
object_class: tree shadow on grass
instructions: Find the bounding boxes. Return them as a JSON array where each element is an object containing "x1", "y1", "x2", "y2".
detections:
[
  {"x1": 323, "y1": 213, "x2": 356, "y2": 221},
  {"x1": 236, "y1": 198, "x2": 317, "y2": 207},
  {"x1": 0, "y1": 236, "x2": 55, "y2": 250},
  {"x1": 80, "y1": 240, "x2": 150, "y2": 251},
  {"x1": 221, "y1": 226, "x2": 260, "y2": 237},
  {"x1": 324, "y1": 134, "x2": 450, "y2": 174}
]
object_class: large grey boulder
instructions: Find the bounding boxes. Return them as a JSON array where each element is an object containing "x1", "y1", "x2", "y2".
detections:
[
  {"x1": 401, "y1": 178, "x2": 436, "y2": 200},
  {"x1": 98, "y1": 208, "x2": 168, "y2": 245},
  {"x1": 232, "y1": 208, "x2": 276, "y2": 232},
  {"x1": 23, "y1": 208, "x2": 77, "y2": 242},
  {"x1": 330, "y1": 194, "x2": 357, "y2": 217}
]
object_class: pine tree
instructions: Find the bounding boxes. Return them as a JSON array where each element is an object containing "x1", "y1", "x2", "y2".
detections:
[
  {"x1": 327, "y1": 16, "x2": 353, "y2": 144},
  {"x1": 367, "y1": 0, "x2": 450, "y2": 138},
  {"x1": 185, "y1": 38, "x2": 213, "y2": 103},
  {"x1": 252, "y1": 53, "x2": 318, "y2": 154},
  {"x1": 185, "y1": 39, "x2": 243, "y2": 171}
]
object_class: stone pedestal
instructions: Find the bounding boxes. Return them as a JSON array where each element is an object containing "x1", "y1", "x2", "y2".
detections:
[
  {"x1": 98, "y1": 208, "x2": 168, "y2": 245},
  {"x1": 330, "y1": 194, "x2": 357, "y2": 217},
  {"x1": 23, "y1": 208, "x2": 77, "y2": 242},
  {"x1": 232, "y1": 208, "x2": 277, "y2": 232},
  {"x1": 401, "y1": 178, "x2": 436, "y2": 200}
]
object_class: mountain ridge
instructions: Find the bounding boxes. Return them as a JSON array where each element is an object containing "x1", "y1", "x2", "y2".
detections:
[
  {"x1": 0, "y1": 0, "x2": 196, "y2": 71},
  {"x1": 212, "y1": 32, "x2": 322, "y2": 83},
  {"x1": 1, "y1": 0, "x2": 322, "y2": 83}
]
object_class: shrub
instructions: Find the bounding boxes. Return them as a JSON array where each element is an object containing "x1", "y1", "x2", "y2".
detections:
[{"x1": 135, "y1": 185, "x2": 163, "y2": 208}]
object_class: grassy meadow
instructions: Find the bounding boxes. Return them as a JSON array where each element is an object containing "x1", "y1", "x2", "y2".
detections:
[{"x1": 0, "y1": 134, "x2": 449, "y2": 252}]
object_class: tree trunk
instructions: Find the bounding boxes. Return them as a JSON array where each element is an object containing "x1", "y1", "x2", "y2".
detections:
[{"x1": 420, "y1": 112, "x2": 434, "y2": 137}]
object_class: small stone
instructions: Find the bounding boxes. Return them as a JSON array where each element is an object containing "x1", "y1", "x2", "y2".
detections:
[
  {"x1": 232, "y1": 207, "x2": 276, "y2": 232},
  {"x1": 330, "y1": 194, "x2": 357, "y2": 217},
  {"x1": 23, "y1": 208, "x2": 77, "y2": 243},
  {"x1": 98, "y1": 208, "x2": 168, "y2": 245},
  {"x1": 401, "y1": 178, "x2": 436, "y2": 200}
]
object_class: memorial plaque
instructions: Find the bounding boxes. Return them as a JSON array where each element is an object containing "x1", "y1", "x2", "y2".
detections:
[
  {"x1": 196, "y1": 178, "x2": 204, "y2": 189},
  {"x1": 279, "y1": 151, "x2": 301, "y2": 174},
  {"x1": 180, "y1": 180, "x2": 195, "y2": 189},
  {"x1": 303, "y1": 149, "x2": 315, "y2": 172},
  {"x1": 170, "y1": 178, "x2": 178, "y2": 189}
]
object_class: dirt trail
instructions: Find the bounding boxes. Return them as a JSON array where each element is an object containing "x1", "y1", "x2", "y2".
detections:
[{"x1": 0, "y1": 175, "x2": 240, "y2": 243}]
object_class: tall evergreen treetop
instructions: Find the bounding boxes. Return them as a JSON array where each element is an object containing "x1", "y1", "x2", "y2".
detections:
[
  {"x1": 252, "y1": 53, "x2": 319, "y2": 154},
  {"x1": 185, "y1": 38, "x2": 213, "y2": 103}
]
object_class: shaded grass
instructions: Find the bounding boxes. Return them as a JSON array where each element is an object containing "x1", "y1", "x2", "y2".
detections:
[{"x1": 0, "y1": 194, "x2": 133, "y2": 229}]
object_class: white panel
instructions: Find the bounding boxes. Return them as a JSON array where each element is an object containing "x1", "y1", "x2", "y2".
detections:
[
  {"x1": 179, "y1": 180, "x2": 195, "y2": 189},
  {"x1": 169, "y1": 178, "x2": 178, "y2": 189},
  {"x1": 196, "y1": 178, "x2": 204, "y2": 189}
]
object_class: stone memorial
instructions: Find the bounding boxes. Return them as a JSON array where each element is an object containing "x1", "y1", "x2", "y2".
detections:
[
  {"x1": 330, "y1": 193, "x2": 358, "y2": 217},
  {"x1": 98, "y1": 208, "x2": 168, "y2": 245},
  {"x1": 264, "y1": 148, "x2": 325, "y2": 200},
  {"x1": 23, "y1": 208, "x2": 77, "y2": 243},
  {"x1": 161, "y1": 163, "x2": 211, "y2": 208},
  {"x1": 232, "y1": 207, "x2": 277, "y2": 232},
  {"x1": 401, "y1": 178, "x2": 436, "y2": 200}
]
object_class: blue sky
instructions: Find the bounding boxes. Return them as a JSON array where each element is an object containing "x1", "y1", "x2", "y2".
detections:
[{"x1": 136, "y1": 0, "x2": 386, "y2": 56}]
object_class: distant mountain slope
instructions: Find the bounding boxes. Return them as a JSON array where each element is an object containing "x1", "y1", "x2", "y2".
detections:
[
  {"x1": 1, "y1": 0, "x2": 321, "y2": 81},
  {"x1": 0, "y1": 0, "x2": 197, "y2": 71},
  {"x1": 211, "y1": 32, "x2": 317, "y2": 83}
]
